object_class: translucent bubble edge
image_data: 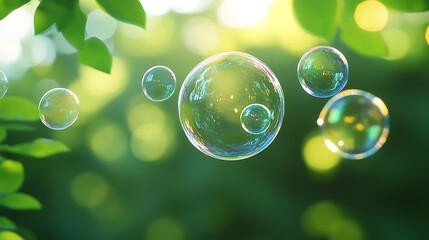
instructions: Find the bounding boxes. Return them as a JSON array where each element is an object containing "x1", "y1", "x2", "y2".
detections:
[
  {"x1": 39, "y1": 88, "x2": 80, "y2": 130},
  {"x1": 297, "y1": 46, "x2": 349, "y2": 98},
  {"x1": 178, "y1": 51, "x2": 285, "y2": 161},
  {"x1": 142, "y1": 65, "x2": 176, "y2": 102},
  {"x1": 317, "y1": 89, "x2": 390, "y2": 159}
]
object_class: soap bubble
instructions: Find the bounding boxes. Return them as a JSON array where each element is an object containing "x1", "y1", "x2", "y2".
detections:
[
  {"x1": 240, "y1": 104, "x2": 271, "y2": 134},
  {"x1": 178, "y1": 52, "x2": 284, "y2": 160},
  {"x1": 298, "y1": 46, "x2": 348, "y2": 98},
  {"x1": 0, "y1": 70, "x2": 8, "y2": 99},
  {"x1": 318, "y1": 89, "x2": 389, "y2": 159},
  {"x1": 142, "y1": 66, "x2": 176, "y2": 102},
  {"x1": 39, "y1": 88, "x2": 79, "y2": 130}
]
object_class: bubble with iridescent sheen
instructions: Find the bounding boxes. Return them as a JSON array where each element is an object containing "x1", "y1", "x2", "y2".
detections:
[
  {"x1": 298, "y1": 46, "x2": 348, "y2": 98},
  {"x1": 318, "y1": 89, "x2": 389, "y2": 159},
  {"x1": 0, "y1": 70, "x2": 8, "y2": 99},
  {"x1": 178, "y1": 52, "x2": 284, "y2": 160},
  {"x1": 142, "y1": 66, "x2": 176, "y2": 102},
  {"x1": 39, "y1": 88, "x2": 79, "y2": 130},
  {"x1": 241, "y1": 104, "x2": 271, "y2": 135}
]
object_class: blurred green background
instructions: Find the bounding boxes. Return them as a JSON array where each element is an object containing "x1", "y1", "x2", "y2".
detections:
[{"x1": 1, "y1": 0, "x2": 429, "y2": 239}]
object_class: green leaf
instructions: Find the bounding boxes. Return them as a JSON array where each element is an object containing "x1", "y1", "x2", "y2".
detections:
[
  {"x1": 0, "y1": 138, "x2": 69, "y2": 158},
  {"x1": 379, "y1": 0, "x2": 426, "y2": 12},
  {"x1": 78, "y1": 37, "x2": 112, "y2": 73},
  {"x1": 0, "y1": 97, "x2": 38, "y2": 122},
  {"x1": 0, "y1": 0, "x2": 30, "y2": 21},
  {"x1": 0, "y1": 231, "x2": 23, "y2": 240},
  {"x1": 33, "y1": 0, "x2": 73, "y2": 32},
  {"x1": 340, "y1": 1, "x2": 388, "y2": 57},
  {"x1": 293, "y1": 0, "x2": 338, "y2": 40},
  {"x1": 34, "y1": 0, "x2": 55, "y2": 34},
  {"x1": 61, "y1": 3, "x2": 87, "y2": 48},
  {"x1": 0, "y1": 124, "x2": 34, "y2": 143},
  {"x1": 0, "y1": 217, "x2": 16, "y2": 231},
  {"x1": 0, "y1": 160, "x2": 24, "y2": 194},
  {"x1": 0, "y1": 193, "x2": 42, "y2": 210},
  {"x1": 96, "y1": 0, "x2": 146, "y2": 29},
  {"x1": 1, "y1": 124, "x2": 34, "y2": 132}
]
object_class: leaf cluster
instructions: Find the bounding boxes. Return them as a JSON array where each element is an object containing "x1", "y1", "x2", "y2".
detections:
[
  {"x1": 293, "y1": 0, "x2": 429, "y2": 57},
  {"x1": 0, "y1": 0, "x2": 146, "y2": 74},
  {"x1": 0, "y1": 97, "x2": 69, "y2": 239}
]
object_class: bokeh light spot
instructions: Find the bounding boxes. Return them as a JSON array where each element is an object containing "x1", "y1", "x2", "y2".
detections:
[
  {"x1": 302, "y1": 201, "x2": 343, "y2": 237},
  {"x1": 381, "y1": 28, "x2": 410, "y2": 60},
  {"x1": 70, "y1": 172, "x2": 108, "y2": 208},
  {"x1": 128, "y1": 102, "x2": 175, "y2": 162},
  {"x1": 329, "y1": 219, "x2": 364, "y2": 240},
  {"x1": 131, "y1": 124, "x2": 169, "y2": 161},
  {"x1": 89, "y1": 121, "x2": 127, "y2": 162},
  {"x1": 303, "y1": 133, "x2": 341, "y2": 172},
  {"x1": 146, "y1": 218, "x2": 184, "y2": 240},
  {"x1": 354, "y1": 1, "x2": 388, "y2": 32},
  {"x1": 86, "y1": 9, "x2": 117, "y2": 40}
]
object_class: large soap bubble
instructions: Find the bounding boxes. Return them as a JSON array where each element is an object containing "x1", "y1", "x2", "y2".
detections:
[
  {"x1": 178, "y1": 52, "x2": 285, "y2": 160},
  {"x1": 318, "y1": 89, "x2": 390, "y2": 159}
]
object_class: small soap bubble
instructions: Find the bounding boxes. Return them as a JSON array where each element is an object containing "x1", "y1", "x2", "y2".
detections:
[
  {"x1": 142, "y1": 66, "x2": 176, "y2": 102},
  {"x1": 178, "y1": 52, "x2": 285, "y2": 160},
  {"x1": 39, "y1": 88, "x2": 79, "y2": 130},
  {"x1": 240, "y1": 104, "x2": 271, "y2": 134},
  {"x1": 318, "y1": 89, "x2": 390, "y2": 159},
  {"x1": 0, "y1": 70, "x2": 8, "y2": 99},
  {"x1": 298, "y1": 46, "x2": 349, "y2": 98}
]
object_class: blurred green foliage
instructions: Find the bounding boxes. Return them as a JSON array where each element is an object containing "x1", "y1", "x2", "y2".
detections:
[
  {"x1": 1, "y1": 0, "x2": 146, "y2": 73},
  {"x1": 0, "y1": 0, "x2": 428, "y2": 239},
  {"x1": 0, "y1": 97, "x2": 69, "y2": 239}
]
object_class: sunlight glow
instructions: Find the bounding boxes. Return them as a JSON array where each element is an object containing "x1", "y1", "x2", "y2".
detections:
[
  {"x1": 217, "y1": 0, "x2": 274, "y2": 28},
  {"x1": 170, "y1": 0, "x2": 212, "y2": 14},
  {"x1": 275, "y1": 0, "x2": 323, "y2": 55},
  {"x1": 139, "y1": 0, "x2": 170, "y2": 16},
  {"x1": 354, "y1": 1, "x2": 388, "y2": 32},
  {"x1": 118, "y1": 17, "x2": 175, "y2": 56},
  {"x1": 181, "y1": 17, "x2": 219, "y2": 56},
  {"x1": 86, "y1": 9, "x2": 117, "y2": 40},
  {"x1": 0, "y1": 8, "x2": 32, "y2": 64},
  {"x1": 69, "y1": 58, "x2": 129, "y2": 123},
  {"x1": 28, "y1": 36, "x2": 56, "y2": 66}
]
